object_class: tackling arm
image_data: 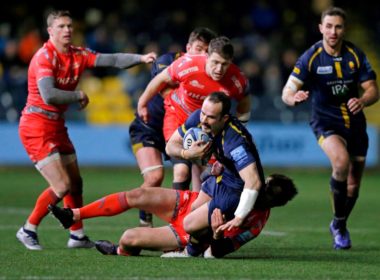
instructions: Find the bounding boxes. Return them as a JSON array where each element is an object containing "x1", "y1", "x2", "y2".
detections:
[
  {"x1": 216, "y1": 162, "x2": 261, "y2": 231},
  {"x1": 137, "y1": 69, "x2": 172, "y2": 123}
]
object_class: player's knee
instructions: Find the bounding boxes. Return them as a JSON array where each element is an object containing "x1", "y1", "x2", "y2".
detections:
[
  {"x1": 144, "y1": 170, "x2": 164, "y2": 187},
  {"x1": 52, "y1": 180, "x2": 71, "y2": 198},
  {"x1": 173, "y1": 164, "x2": 191, "y2": 182},
  {"x1": 126, "y1": 188, "x2": 146, "y2": 207},
  {"x1": 332, "y1": 158, "x2": 349, "y2": 178},
  {"x1": 120, "y1": 229, "x2": 140, "y2": 247},
  {"x1": 183, "y1": 216, "x2": 196, "y2": 234}
]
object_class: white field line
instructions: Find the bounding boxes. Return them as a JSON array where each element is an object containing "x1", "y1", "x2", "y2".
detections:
[{"x1": 1, "y1": 207, "x2": 379, "y2": 234}]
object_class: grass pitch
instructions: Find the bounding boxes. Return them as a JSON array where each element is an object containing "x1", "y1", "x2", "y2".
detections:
[{"x1": 0, "y1": 166, "x2": 379, "y2": 279}]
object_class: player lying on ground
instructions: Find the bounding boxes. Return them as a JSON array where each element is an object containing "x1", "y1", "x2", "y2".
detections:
[{"x1": 49, "y1": 173, "x2": 297, "y2": 257}]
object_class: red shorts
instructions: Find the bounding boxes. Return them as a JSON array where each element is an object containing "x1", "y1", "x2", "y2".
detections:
[
  {"x1": 163, "y1": 97, "x2": 188, "y2": 142},
  {"x1": 169, "y1": 190, "x2": 198, "y2": 248},
  {"x1": 19, "y1": 114, "x2": 75, "y2": 163}
]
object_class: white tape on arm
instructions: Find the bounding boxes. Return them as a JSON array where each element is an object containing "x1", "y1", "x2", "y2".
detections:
[
  {"x1": 285, "y1": 77, "x2": 298, "y2": 92},
  {"x1": 237, "y1": 111, "x2": 251, "y2": 125},
  {"x1": 234, "y1": 188, "x2": 259, "y2": 220}
]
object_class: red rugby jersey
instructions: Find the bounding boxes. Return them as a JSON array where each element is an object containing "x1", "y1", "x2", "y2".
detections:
[
  {"x1": 166, "y1": 54, "x2": 248, "y2": 121},
  {"x1": 25, "y1": 40, "x2": 97, "y2": 114}
]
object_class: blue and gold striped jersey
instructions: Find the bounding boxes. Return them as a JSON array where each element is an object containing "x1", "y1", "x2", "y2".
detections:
[
  {"x1": 179, "y1": 110, "x2": 265, "y2": 191},
  {"x1": 291, "y1": 40, "x2": 376, "y2": 128}
]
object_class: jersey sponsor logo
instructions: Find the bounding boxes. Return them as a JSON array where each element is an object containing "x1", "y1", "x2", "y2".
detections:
[
  {"x1": 293, "y1": 66, "x2": 300, "y2": 75},
  {"x1": 56, "y1": 76, "x2": 79, "y2": 85},
  {"x1": 317, "y1": 66, "x2": 333, "y2": 74},
  {"x1": 178, "y1": 66, "x2": 198, "y2": 78},
  {"x1": 187, "y1": 92, "x2": 207, "y2": 100},
  {"x1": 230, "y1": 145, "x2": 248, "y2": 166},
  {"x1": 189, "y1": 80, "x2": 205, "y2": 89},
  {"x1": 331, "y1": 83, "x2": 349, "y2": 96},
  {"x1": 72, "y1": 62, "x2": 80, "y2": 69},
  {"x1": 348, "y1": 61, "x2": 356, "y2": 72}
]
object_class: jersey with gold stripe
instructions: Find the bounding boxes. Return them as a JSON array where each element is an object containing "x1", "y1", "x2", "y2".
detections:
[
  {"x1": 178, "y1": 109, "x2": 265, "y2": 191},
  {"x1": 291, "y1": 40, "x2": 376, "y2": 128}
]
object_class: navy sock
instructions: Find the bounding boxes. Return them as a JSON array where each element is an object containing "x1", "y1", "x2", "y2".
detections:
[
  {"x1": 172, "y1": 179, "x2": 191, "y2": 190},
  {"x1": 330, "y1": 177, "x2": 347, "y2": 225},
  {"x1": 345, "y1": 195, "x2": 358, "y2": 220}
]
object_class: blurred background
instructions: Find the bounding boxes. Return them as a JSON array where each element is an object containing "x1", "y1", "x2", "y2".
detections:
[{"x1": 1, "y1": 0, "x2": 379, "y2": 167}]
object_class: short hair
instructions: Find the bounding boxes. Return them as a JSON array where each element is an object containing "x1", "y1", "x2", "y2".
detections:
[
  {"x1": 205, "y1": 91, "x2": 231, "y2": 117},
  {"x1": 265, "y1": 173, "x2": 298, "y2": 207},
  {"x1": 321, "y1": 7, "x2": 346, "y2": 24},
  {"x1": 208, "y1": 36, "x2": 234, "y2": 60},
  {"x1": 47, "y1": 10, "x2": 72, "y2": 27},
  {"x1": 188, "y1": 27, "x2": 217, "y2": 45}
]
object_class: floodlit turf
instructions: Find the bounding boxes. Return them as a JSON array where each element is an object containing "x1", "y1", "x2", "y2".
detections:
[{"x1": 0, "y1": 167, "x2": 379, "y2": 279}]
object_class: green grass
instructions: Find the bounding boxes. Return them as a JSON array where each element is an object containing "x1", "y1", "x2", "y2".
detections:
[{"x1": 0, "y1": 167, "x2": 379, "y2": 279}]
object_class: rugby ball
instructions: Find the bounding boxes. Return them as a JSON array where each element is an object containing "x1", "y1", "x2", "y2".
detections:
[{"x1": 183, "y1": 127, "x2": 210, "y2": 150}]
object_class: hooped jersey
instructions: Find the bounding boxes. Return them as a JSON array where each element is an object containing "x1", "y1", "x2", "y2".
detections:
[
  {"x1": 291, "y1": 40, "x2": 376, "y2": 128},
  {"x1": 25, "y1": 40, "x2": 97, "y2": 114},
  {"x1": 167, "y1": 54, "x2": 248, "y2": 121}
]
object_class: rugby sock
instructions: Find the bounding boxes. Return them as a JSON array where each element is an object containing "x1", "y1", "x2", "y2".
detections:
[
  {"x1": 139, "y1": 210, "x2": 153, "y2": 225},
  {"x1": 172, "y1": 179, "x2": 191, "y2": 191},
  {"x1": 210, "y1": 238, "x2": 235, "y2": 258},
  {"x1": 330, "y1": 177, "x2": 347, "y2": 228},
  {"x1": 186, "y1": 232, "x2": 212, "y2": 257},
  {"x1": 70, "y1": 229, "x2": 85, "y2": 239},
  {"x1": 118, "y1": 246, "x2": 141, "y2": 256},
  {"x1": 64, "y1": 193, "x2": 83, "y2": 230},
  {"x1": 28, "y1": 187, "x2": 61, "y2": 226},
  {"x1": 78, "y1": 192, "x2": 129, "y2": 220},
  {"x1": 345, "y1": 195, "x2": 358, "y2": 220}
]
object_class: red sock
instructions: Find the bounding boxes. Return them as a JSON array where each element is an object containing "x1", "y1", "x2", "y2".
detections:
[
  {"x1": 79, "y1": 192, "x2": 129, "y2": 220},
  {"x1": 64, "y1": 193, "x2": 84, "y2": 230},
  {"x1": 28, "y1": 187, "x2": 60, "y2": 225},
  {"x1": 118, "y1": 246, "x2": 132, "y2": 256}
]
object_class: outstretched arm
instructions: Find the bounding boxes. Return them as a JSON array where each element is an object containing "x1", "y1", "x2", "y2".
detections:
[{"x1": 95, "y1": 52, "x2": 156, "y2": 68}]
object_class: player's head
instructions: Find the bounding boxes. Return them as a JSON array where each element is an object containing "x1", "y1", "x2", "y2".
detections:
[
  {"x1": 257, "y1": 174, "x2": 298, "y2": 209},
  {"x1": 321, "y1": 7, "x2": 346, "y2": 25},
  {"x1": 206, "y1": 36, "x2": 234, "y2": 81},
  {"x1": 186, "y1": 27, "x2": 217, "y2": 55},
  {"x1": 47, "y1": 10, "x2": 73, "y2": 45},
  {"x1": 200, "y1": 92, "x2": 231, "y2": 135},
  {"x1": 47, "y1": 10, "x2": 72, "y2": 27},
  {"x1": 319, "y1": 7, "x2": 346, "y2": 48}
]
